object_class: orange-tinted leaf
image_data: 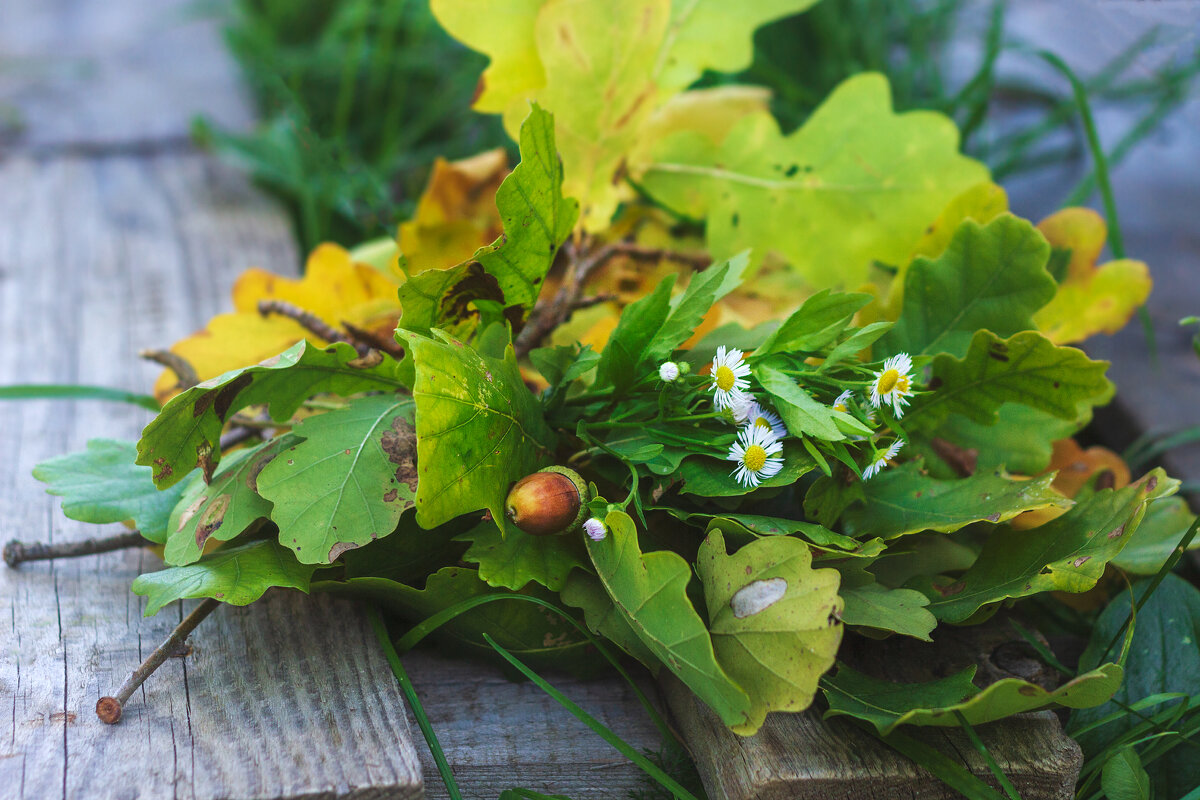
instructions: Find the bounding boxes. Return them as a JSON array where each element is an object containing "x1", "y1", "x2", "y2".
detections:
[
  {"x1": 1033, "y1": 208, "x2": 1152, "y2": 344},
  {"x1": 1010, "y1": 438, "x2": 1130, "y2": 530},
  {"x1": 396, "y1": 149, "x2": 509, "y2": 276},
  {"x1": 153, "y1": 244, "x2": 400, "y2": 403}
]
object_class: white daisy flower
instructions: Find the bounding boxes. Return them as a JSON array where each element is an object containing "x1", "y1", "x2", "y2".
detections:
[
  {"x1": 730, "y1": 393, "x2": 757, "y2": 425},
  {"x1": 862, "y1": 439, "x2": 904, "y2": 480},
  {"x1": 741, "y1": 399, "x2": 787, "y2": 440},
  {"x1": 709, "y1": 346, "x2": 751, "y2": 411},
  {"x1": 869, "y1": 353, "x2": 915, "y2": 417},
  {"x1": 583, "y1": 517, "x2": 607, "y2": 541},
  {"x1": 727, "y1": 424, "x2": 785, "y2": 488},
  {"x1": 658, "y1": 361, "x2": 681, "y2": 382},
  {"x1": 832, "y1": 390, "x2": 854, "y2": 414}
]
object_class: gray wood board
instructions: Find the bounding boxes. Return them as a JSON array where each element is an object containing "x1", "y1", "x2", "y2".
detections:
[
  {"x1": 0, "y1": 0, "x2": 254, "y2": 152},
  {"x1": 0, "y1": 153, "x2": 421, "y2": 800},
  {"x1": 665, "y1": 617, "x2": 1083, "y2": 800}
]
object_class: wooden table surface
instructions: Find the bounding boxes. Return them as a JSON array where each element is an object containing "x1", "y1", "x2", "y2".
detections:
[{"x1": 2, "y1": 2, "x2": 1197, "y2": 800}]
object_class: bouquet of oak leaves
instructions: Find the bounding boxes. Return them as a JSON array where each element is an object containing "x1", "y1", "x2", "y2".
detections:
[{"x1": 16, "y1": 84, "x2": 1188, "y2": 740}]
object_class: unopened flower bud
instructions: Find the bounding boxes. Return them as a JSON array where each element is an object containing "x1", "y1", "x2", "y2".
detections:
[
  {"x1": 658, "y1": 361, "x2": 681, "y2": 382},
  {"x1": 583, "y1": 517, "x2": 607, "y2": 541}
]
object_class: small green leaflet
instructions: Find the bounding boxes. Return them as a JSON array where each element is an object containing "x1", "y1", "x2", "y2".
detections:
[
  {"x1": 822, "y1": 661, "x2": 1122, "y2": 735},
  {"x1": 881, "y1": 214, "x2": 1056, "y2": 358},
  {"x1": 528, "y1": 343, "x2": 600, "y2": 388},
  {"x1": 907, "y1": 330, "x2": 1114, "y2": 429},
  {"x1": 1102, "y1": 749, "x2": 1151, "y2": 800},
  {"x1": 640, "y1": 73, "x2": 988, "y2": 285},
  {"x1": 407, "y1": 331, "x2": 555, "y2": 532},
  {"x1": 33, "y1": 439, "x2": 185, "y2": 543},
  {"x1": 586, "y1": 509, "x2": 753, "y2": 730},
  {"x1": 915, "y1": 469, "x2": 1177, "y2": 623},
  {"x1": 690, "y1": 513, "x2": 865, "y2": 553},
  {"x1": 137, "y1": 341, "x2": 406, "y2": 489},
  {"x1": 595, "y1": 252, "x2": 748, "y2": 396},
  {"x1": 678, "y1": 441, "x2": 815, "y2": 497},
  {"x1": 840, "y1": 462, "x2": 1067, "y2": 540},
  {"x1": 455, "y1": 520, "x2": 587, "y2": 592},
  {"x1": 132, "y1": 540, "x2": 316, "y2": 616},
  {"x1": 696, "y1": 530, "x2": 843, "y2": 735},
  {"x1": 257, "y1": 394, "x2": 417, "y2": 565},
  {"x1": 757, "y1": 364, "x2": 869, "y2": 440},
  {"x1": 397, "y1": 105, "x2": 576, "y2": 335},
  {"x1": 836, "y1": 565, "x2": 936, "y2": 641},
  {"x1": 755, "y1": 290, "x2": 873, "y2": 357},
  {"x1": 164, "y1": 437, "x2": 293, "y2": 565}
]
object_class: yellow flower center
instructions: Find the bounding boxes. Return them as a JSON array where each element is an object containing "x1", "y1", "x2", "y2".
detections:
[
  {"x1": 743, "y1": 445, "x2": 767, "y2": 472},
  {"x1": 896, "y1": 374, "x2": 911, "y2": 394},
  {"x1": 715, "y1": 365, "x2": 737, "y2": 392},
  {"x1": 754, "y1": 416, "x2": 772, "y2": 430},
  {"x1": 876, "y1": 368, "x2": 900, "y2": 395},
  {"x1": 833, "y1": 402, "x2": 846, "y2": 413}
]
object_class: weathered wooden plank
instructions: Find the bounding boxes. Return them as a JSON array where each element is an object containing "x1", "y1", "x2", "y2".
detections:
[
  {"x1": 400, "y1": 649, "x2": 665, "y2": 799},
  {"x1": 0, "y1": 0, "x2": 253, "y2": 151},
  {"x1": 0, "y1": 153, "x2": 421, "y2": 799},
  {"x1": 664, "y1": 618, "x2": 1082, "y2": 800}
]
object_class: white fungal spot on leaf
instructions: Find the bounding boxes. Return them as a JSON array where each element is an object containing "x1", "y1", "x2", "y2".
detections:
[{"x1": 731, "y1": 577, "x2": 788, "y2": 618}]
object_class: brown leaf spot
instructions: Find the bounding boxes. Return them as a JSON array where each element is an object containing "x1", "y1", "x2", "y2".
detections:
[
  {"x1": 1018, "y1": 685, "x2": 1040, "y2": 697},
  {"x1": 1108, "y1": 524, "x2": 1126, "y2": 540},
  {"x1": 246, "y1": 447, "x2": 278, "y2": 493},
  {"x1": 348, "y1": 349, "x2": 384, "y2": 369},
  {"x1": 195, "y1": 494, "x2": 232, "y2": 548},
  {"x1": 1072, "y1": 555, "x2": 1091, "y2": 567},
  {"x1": 176, "y1": 495, "x2": 207, "y2": 533},
  {"x1": 1146, "y1": 475, "x2": 1159, "y2": 492},
  {"x1": 384, "y1": 488, "x2": 398, "y2": 503},
  {"x1": 935, "y1": 580, "x2": 965, "y2": 597},
  {"x1": 192, "y1": 391, "x2": 216, "y2": 418},
  {"x1": 381, "y1": 415, "x2": 418, "y2": 492},
  {"x1": 986, "y1": 513, "x2": 1001, "y2": 523},
  {"x1": 328, "y1": 541, "x2": 360, "y2": 563},
  {"x1": 197, "y1": 442, "x2": 216, "y2": 484},
  {"x1": 214, "y1": 373, "x2": 254, "y2": 421},
  {"x1": 153, "y1": 457, "x2": 173, "y2": 483}
]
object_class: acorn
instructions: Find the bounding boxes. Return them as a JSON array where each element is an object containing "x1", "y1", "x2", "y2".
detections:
[{"x1": 505, "y1": 466, "x2": 588, "y2": 536}]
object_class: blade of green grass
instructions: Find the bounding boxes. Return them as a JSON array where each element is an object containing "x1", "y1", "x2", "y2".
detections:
[
  {"x1": 953, "y1": 711, "x2": 1022, "y2": 800},
  {"x1": 481, "y1": 633, "x2": 701, "y2": 800},
  {"x1": 0, "y1": 384, "x2": 160, "y2": 411}
]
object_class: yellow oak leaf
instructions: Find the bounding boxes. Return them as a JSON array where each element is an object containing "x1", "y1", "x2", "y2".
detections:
[
  {"x1": 396, "y1": 148, "x2": 509, "y2": 276},
  {"x1": 1033, "y1": 208, "x2": 1152, "y2": 344},
  {"x1": 153, "y1": 244, "x2": 401, "y2": 403}
]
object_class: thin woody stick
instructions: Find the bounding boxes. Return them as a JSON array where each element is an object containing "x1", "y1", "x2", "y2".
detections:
[
  {"x1": 96, "y1": 598, "x2": 220, "y2": 724},
  {"x1": 256, "y1": 300, "x2": 368, "y2": 355},
  {"x1": 3, "y1": 530, "x2": 147, "y2": 568},
  {"x1": 140, "y1": 349, "x2": 200, "y2": 390}
]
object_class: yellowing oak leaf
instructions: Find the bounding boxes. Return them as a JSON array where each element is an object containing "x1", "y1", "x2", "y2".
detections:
[
  {"x1": 434, "y1": 0, "x2": 818, "y2": 232},
  {"x1": 1033, "y1": 208, "x2": 1152, "y2": 344},
  {"x1": 396, "y1": 148, "x2": 509, "y2": 276},
  {"x1": 153, "y1": 244, "x2": 400, "y2": 403}
]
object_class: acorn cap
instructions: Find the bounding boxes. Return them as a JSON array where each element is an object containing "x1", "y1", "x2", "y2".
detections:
[{"x1": 505, "y1": 466, "x2": 588, "y2": 536}]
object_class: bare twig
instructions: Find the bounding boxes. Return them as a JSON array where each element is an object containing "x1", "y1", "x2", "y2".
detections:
[
  {"x1": 342, "y1": 320, "x2": 405, "y2": 359},
  {"x1": 4, "y1": 530, "x2": 147, "y2": 568},
  {"x1": 140, "y1": 349, "x2": 199, "y2": 390},
  {"x1": 257, "y1": 300, "x2": 367, "y2": 356},
  {"x1": 219, "y1": 426, "x2": 264, "y2": 452},
  {"x1": 609, "y1": 242, "x2": 711, "y2": 270},
  {"x1": 571, "y1": 293, "x2": 618, "y2": 311},
  {"x1": 97, "y1": 599, "x2": 220, "y2": 724}
]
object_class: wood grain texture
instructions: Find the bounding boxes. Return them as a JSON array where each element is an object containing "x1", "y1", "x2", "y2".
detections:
[
  {"x1": 0, "y1": 0, "x2": 253, "y2": 152},
  {"x1": 0, "y1": 154, "x2": 421, "y2": 799},
  {"x1": 665, "y1": 618, "x2": 1083, "y2": 800},
  {"x1": 399, "y1": 650, "x2": 665, "y2": 799}
]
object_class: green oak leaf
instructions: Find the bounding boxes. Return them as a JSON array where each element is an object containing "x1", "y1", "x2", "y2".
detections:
[
  {"x1": 466, "y1": 104, "x2": 578, "y2": 314},
  {"x1": 560, "y1": 569, "x2": 659, "y2": 669},
  {"x1": 407, "y1": 331, "x2": 555, "y2": 532},
  {"x1": 132, "y1": 540, "x2": 315, "y2": 615},
  {"x1": 315, "y1": 567, "x2": 599, "y2": 676},
  {"x1": 906, "y1": 330, "x2": 1114, "y2": 429},
  {"x1": 823, "y1": 661, "x2": 1122, "y2": 735},
  {"x1": 911, "y1": 404, "x2": 1081, "y2": 477},
  {"x1": 914, "y1": 469, "x2": 1177, "y2": 623},
  {"x1": 257, "y1": 394, "x2": 417, "y2": 565},
  {"x1": 395, "y1": 262, "x2": 481, "y2": 338},
  {"x1": 455, "y1": 520, "x2": 587, "y2": 592},
  {"x1": 677, "y1": 441, "x2": 815, "y2": 497},
  {"x1": 640, "y1": 73, "x2": 988, "y2": 285},
  {"x1": 880, "y1": 214, "x2": 1056, "y2": 358},
  {"x1": 836, "y1": 565, "x2": 936, "y2": 641},
  {"x1": 137, "y1": 341, "x2": 406, "y2": 489},
  {"x1": 33, "y1": 439, "x2": 186, "y2": 543},
  {"x1": 1071, "y1": 575, "x2": 1200, "y2": 798},
  {"x1": 696, "y1": 529, "x2": 843, "y2": 735},
  {"x1": 586, "y1": 509, "x2": 753, "y2": 730},
  {"x1": 1111, "y1": 497, "x2": 1199, "y2": 575},
  {"x1": 164, "y1": 437, "x2": 294, "y2": 565},
  {"x1": 840, "y1": 461, "x2": 1068, "y2": 540}
]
